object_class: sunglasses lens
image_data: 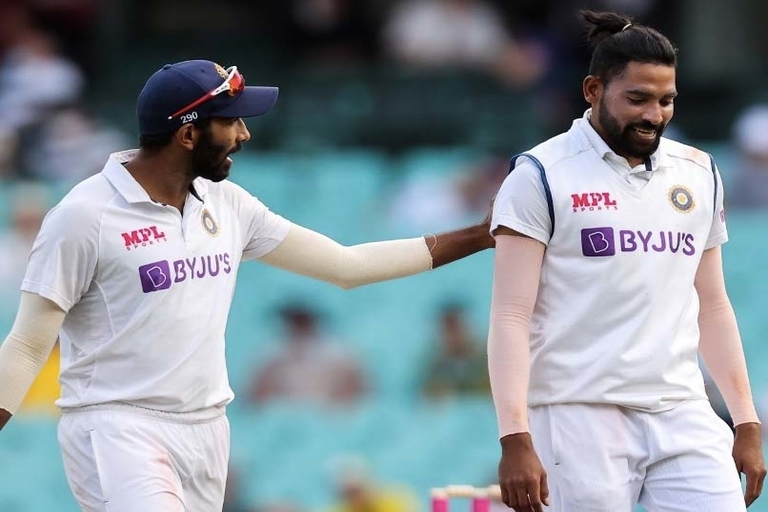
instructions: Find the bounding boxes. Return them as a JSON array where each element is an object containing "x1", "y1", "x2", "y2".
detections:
[{"x1": 228, "y1": 71, "x2": 245, "y2": 95}]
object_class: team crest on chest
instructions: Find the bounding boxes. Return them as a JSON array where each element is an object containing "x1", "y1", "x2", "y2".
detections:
[
  {"x1": 201, "y1": 208, "x2": 220, "y2": 236},
  {"x1": 669, "y1": 186, "x2": 695, "y2": 213}
]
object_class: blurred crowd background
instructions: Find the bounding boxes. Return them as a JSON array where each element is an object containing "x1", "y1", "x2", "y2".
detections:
[{"x1": 1, "y1": 0, "x2": 768, "y2": 511}]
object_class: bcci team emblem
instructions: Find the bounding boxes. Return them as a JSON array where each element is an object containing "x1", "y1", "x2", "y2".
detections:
[
  {"x1": 201, "y1": 208, "x2": 220, "y2": 236},
  {"x1": 214, "y1": 63, "x2": 228, "y2": 80},
  {"x1": 669, "y1": 186, "x2": 695, "y2": 213}
]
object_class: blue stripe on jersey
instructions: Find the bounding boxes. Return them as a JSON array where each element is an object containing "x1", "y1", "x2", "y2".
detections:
[
  {"x1": 509, "y1": 153, "x2": 555, "y2": 237},
  {"x1": 707, "y1": 153, "x2": 718, "y2": 219}
]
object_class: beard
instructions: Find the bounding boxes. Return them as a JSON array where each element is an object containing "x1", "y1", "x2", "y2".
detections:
[
  {"x1": 191, "y1": 127, "x2": 240, "y2": 182},
  {"x1": 598, "y1": 96, "x2": 667, "y2": 162}
]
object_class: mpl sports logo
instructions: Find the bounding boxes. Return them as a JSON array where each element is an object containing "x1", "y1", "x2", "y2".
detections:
[
  {"x1": 571, "y1": 192, "x2": 618, "y2": 212},
  {"x1": 581, "y1": 227, "x2": 695, "y2": 257},
  {"x1": 122, "y1": 225, "x2": 167, "y2": 251},
  {"x1": 138, "y1": 253, "x2": 232, "y2": 293}
]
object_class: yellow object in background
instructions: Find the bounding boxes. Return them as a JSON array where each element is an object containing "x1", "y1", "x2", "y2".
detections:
[{"x1": 19, "y1": 342, "x2": 60, "y2": 417}]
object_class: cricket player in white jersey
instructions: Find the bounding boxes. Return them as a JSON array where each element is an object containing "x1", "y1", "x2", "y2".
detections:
[
  {"x1": 0, "y1": 59, "x2": 495, "y2": 511},
  {"x1": 488, "y1": 11, "x2": 765, "y2": 512}
]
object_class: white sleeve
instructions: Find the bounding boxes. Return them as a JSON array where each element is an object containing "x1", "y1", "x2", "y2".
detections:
[
  {"x1": 216, "y1": 181, "x2": 292, "y2": 260},
  {"x1": 21, "y1": 201, "x2": 100, "y2": 312},
  {"x1": 0, "y1": 292, "x2": 65, "y2": 414},
  {"x1": 696, "y1": 246, "x2": 759, "y2": 426},
  {"x1": 258, "y1": 224, "x2": 432, "y2": 289},
  {"x1": 488, "y1": 235, "x2": 545, "y2": 437},
  {"x1": 491, "y1": 158, "x2": 552, "y2": 244},
  {"x1": 705, "y1": 165, "x2": 728, "y2": 250}
]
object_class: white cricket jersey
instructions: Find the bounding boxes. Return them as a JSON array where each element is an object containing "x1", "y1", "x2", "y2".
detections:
[
  {"x1": 22, "y1": 150, "x2": 291, "y2": 412},
  {"x1": 491, "y1": 110, "x2": 727, "y2": 411}
]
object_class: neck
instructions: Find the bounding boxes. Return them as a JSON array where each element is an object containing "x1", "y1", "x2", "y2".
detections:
[{"x1": 124, "y1": 149, "x2": 193, "y2": 212}]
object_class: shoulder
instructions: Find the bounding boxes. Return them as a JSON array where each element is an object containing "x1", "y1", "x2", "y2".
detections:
[
  {"x1": 661, "y1": 138, "x2": 714, "y2": 174},
  {"x1": 519, "y1": 128, "x2": 592, "y2": 173},
  {"x1": 44, "y1": 174, "x2": 115, "y2": 232}
]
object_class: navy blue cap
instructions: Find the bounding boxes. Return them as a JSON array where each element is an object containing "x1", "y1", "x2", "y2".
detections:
[{"x1": 136, "y1": 60, "x2": 279, "y2": 135}]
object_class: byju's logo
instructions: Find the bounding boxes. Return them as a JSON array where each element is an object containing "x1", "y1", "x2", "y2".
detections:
[
  {"x1": 580, "y1": 227, "x2": 696, "y2": 257},
  {"x1": 122, "y1": 226, "x2": 167, "y2": 251},
  {"x1": 137, "y1": 253, "x2": 232, "y2": 293},
  {"x1": 581, "y1": 227, "x2": 615, "y2": 257},
  {"x1": 571, "y1": 192, "x2": 618, "y2": 212},
  {"x1": 139, "y1": 261, "x2": 172, "y2": 292}
]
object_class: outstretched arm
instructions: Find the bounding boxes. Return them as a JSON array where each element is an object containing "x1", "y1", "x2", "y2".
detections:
[
  {"x1": 0, "y1": 292, "x2": 65, "y2": 430},
  {"x1": 258, "y1": 221, "x2": 493, "y2": 289}
]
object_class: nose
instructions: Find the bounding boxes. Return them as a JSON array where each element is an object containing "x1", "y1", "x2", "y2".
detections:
[
  {"x1": 237, "y1": 118, "x2": 251, "y2": 142},
  {"x1": 643, "y1": 103, "x2": 664, "y2": 126}
]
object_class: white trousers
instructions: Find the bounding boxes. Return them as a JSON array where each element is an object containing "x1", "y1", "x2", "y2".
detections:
[
  {"x1": 529, "y1": 400, "x2": 745, "y2": 512},
  {"x1": 58, "y1": 405, "x2": 230, "y2": 512}
]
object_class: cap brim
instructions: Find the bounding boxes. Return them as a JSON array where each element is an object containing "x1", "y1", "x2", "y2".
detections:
[{"x1": 213, "y1": 86, "x2": 279, "y2": 119}]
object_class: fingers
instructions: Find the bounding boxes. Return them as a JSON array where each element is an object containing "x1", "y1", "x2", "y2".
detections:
[
  {"x1": 500, "y1": 484, "x2": 510, "y2": 508},
  {"x1": 744, "y1": 465, "x2": 767, "y2": 507},
  {"x1": 513, "y1": 488, "x2": 530, "y2": 511},
  {"x1": 509, "y1": 481, "x2": 545, "y2": 512},
  {"x1": 540, "y1": 472, "x2": 550, "y2": 506}
]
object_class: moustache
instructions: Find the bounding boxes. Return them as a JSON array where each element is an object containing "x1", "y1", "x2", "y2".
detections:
[{"x1": 628, "y1": 121, "x2": 664, "y2": 132}]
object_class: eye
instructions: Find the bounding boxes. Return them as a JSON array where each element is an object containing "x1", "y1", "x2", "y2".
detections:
[
  {"x1": 660, "y1": 99, "x2": 674, "y2": 107},
  {"x1": 628, "y1": 97, "x2": 645, "y2": 105}
]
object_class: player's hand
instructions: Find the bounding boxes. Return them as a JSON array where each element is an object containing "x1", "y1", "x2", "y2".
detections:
[
  {"x1": 480, "y1": 196, "x2": 496, "y2": 248},
  {"x1": 733, "y1": 422, "x2": 766, "y2": 507},
  {"x1": 498, "y1": 432, "x2": 549, "y2": 511},
  {"x1": 0, "y1": 408, "x2": 11, "y2": 430}
]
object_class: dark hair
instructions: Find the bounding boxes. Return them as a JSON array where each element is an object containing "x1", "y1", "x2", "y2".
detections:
[
  {"x1": 581, "y1": 10, "x2": 677, "y2": 85},
  {"x1": 138, "y1": 118, "x2": 213, "y2": 152}
]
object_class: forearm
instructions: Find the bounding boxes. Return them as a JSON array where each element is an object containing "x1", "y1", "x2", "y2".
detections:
[
  {"x1": 489, "y1": 310, "x2": 532, "y2": 435},
  {"x1": 259, "y1": 223, "x2": 492, "y2": 289},
  {"x1": 259, "y1": 224, "x2": 432, "y2": 288},
  {"x1": 488, "y1": 235, "x2": 544, "y2": 437},
  {"x1": 699, "y1": 301, "x2": 759, "y2": 426},
  {"x1": 0, "y1": 292, "x2": 65, "y2": 427},
  {"x1": 696, "y1": 247, "x2": 759, "y2": 426},
  {"x1": 427, "y1": 223, "x2": 495, "y2": 268}
]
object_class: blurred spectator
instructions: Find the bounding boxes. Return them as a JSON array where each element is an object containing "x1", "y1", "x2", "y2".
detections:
[
  {"x1": 324, "y1": 455, "x2": 419, "y2": 512},
  {"x1": 25, "y1": 105, "x2": 128, "y2": 182},
  {"x1": 0, "y1": 1, "x2": 84, "y2": 178},
  {"x1": 223, "y1": 465, "x2": 251, "y2": 512},
  {"x1": 728, "y1": 104, "x2": 768, "y2": 209},
  {"x1": 0, "y1": 181, "x2": 52, "y2": 307},
  {"x1": 421, "y1": 302, "x2": 490, "y2": 400},
  {"x1": 387, "y1": 155, "x2": 506, "y2": 233},
  {"x1": 24, "y1": 0, "x2": 100, "y2": 76},
  {"x1": 382, "y1": 0, "x2": 549, "y2": 88},
  {"x1": 272, "y1": 0, "x2": 378, "y2": 65},
  {"x1": 247, "y1": 303, "x2": 366, "y2": 408}
]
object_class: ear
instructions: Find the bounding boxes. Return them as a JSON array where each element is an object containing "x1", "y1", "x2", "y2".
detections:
[
  {"x1": 174, "y1": 124, "x2": 198, "y2": 151},
  {"x1": 583, "y1": 75, "x2": 603, "y2": 105}
]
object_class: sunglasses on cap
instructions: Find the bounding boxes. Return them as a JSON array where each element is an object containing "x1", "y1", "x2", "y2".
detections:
[{"x1": 167, "y1": 66, "x2": 246, "y2": 121}]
